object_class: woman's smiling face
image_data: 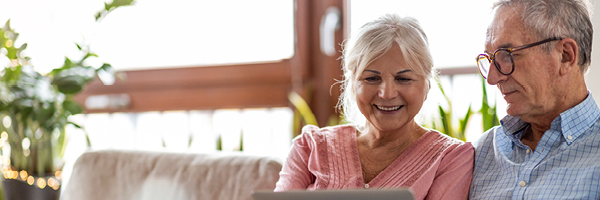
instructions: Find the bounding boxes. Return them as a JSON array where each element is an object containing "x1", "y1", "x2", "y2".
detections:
[{"x1": 355, "y1": 45, "x2": 429, "y2": 132}]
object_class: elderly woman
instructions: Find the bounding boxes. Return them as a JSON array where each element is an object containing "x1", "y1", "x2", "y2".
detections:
[{"x1": 274, "y1": 14, "x2": 473, "y2": 200}]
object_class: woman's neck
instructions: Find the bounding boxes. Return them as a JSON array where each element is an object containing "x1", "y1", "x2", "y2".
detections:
[{"x1": 358, "y1": 121, "x2": 427, "y2": 150}]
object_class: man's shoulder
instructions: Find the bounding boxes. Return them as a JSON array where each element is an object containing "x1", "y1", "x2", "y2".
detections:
[{"x1": 472, "y1": 126, "x2": 501, "y2": 151}]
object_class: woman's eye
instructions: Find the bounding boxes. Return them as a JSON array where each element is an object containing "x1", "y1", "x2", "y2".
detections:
[
  {"x1": 364, "y1": 76, "x2": 380, "y2": 82},
  {"x1": 396, "y1": 77, "x2": 411, "y2": 82}
]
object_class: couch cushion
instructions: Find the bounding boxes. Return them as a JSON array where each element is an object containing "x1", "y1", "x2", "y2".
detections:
[{"x1": 61, "y1": 150, "x2": 282, "y2": 200}]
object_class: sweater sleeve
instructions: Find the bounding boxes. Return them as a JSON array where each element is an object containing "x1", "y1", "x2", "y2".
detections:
[
  {"x1": 425, "y1": 142, "x2": 475, "y2": 200},
  {"x1": 274, "y1": 125, "x2": 319, "y2": 191}
]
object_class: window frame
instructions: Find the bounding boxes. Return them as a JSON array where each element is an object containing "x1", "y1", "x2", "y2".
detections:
[{"x1": 74, "y1": 0, "x2": 347, "y2": 127}]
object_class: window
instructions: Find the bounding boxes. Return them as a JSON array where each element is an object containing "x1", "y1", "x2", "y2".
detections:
[
  {"x1": 0, "y1": 0, "x2": 294, "y2": 72},
  {"x1": 350, "y1": 0, "x2": 495, "y2": 68},
  {"x1": 93, "y1": 0, "x2": 295, "y2": 70}
]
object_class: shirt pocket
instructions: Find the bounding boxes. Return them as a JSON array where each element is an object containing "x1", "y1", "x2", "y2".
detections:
[{"x1": 537, "y1": 166, "x2": 600, "y2": 199}]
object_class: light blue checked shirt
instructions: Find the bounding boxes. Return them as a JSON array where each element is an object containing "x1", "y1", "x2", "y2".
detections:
[{"x1": 470, "y1": 92, "x2": 600, "y2": 200}]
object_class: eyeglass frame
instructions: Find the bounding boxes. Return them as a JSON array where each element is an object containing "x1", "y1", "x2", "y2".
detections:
[{"x1": 476, "y1": 37, "x2": 563, "y2": 79}]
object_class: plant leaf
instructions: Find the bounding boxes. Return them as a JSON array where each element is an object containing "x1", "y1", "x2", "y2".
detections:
[
  {"x1": 63, "y1": 100, "x2": 83, "y2": 115},
  {"x1": 458, "y1": 104, "x2": 472, "y2": 141},
  {"x1": 96, "y1": 0, "x2": 135, "y2": 22},
  {"x1": 52, "y1": 75, "x2": 85, "y2": 94},
  {"x1": 288, "y1": 91, "x2": 318, "y2": 126},
  {"x1": 438, "y1": 105, "x2": 450, "y2": 137},
  {"x1": 480, "y1": 76, "x2": 499, "y2": 131}
]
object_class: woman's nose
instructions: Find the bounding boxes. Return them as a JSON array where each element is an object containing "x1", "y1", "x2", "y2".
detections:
[{"x1": 378, "y1": 81, "x2": 398, "y2": 100}]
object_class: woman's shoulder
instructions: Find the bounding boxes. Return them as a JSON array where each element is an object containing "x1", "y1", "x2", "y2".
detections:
[
  {"x1": 302, "y1": 124, "x2": 356, "y2": 134},
  {"x1": 296, "y1": 124, "x2": 357, "y2": 143},
  {"x1": 422, "y1": 130, "x2": 474, "y2": 153}
]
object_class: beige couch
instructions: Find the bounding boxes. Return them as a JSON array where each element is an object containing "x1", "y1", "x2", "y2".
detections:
[{"x1": 61, "y1": 150, "x2": 282, "y2": 200}]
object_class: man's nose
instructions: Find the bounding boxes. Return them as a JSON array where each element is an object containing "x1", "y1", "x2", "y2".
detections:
[{"x1": 486, "y1": 62, "x2": 508, "y2": 85}]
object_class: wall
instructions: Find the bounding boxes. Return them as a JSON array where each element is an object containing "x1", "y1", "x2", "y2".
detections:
[{"x1": 588, "y1": 0, "x2": 600, "y2": 105}]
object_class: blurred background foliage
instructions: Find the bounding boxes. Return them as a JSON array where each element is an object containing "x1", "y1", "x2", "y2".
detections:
[
  {"x1": 427, "y1": 77, "x2": 500, "y2": 141},
  {"x1": 0, "y1": 0, "x2": 134, "y2": 178}
]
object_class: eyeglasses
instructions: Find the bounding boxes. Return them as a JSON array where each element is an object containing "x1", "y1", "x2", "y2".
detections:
[{"x1": 476, "y1": 37, "x2": 563, "y2": 79}]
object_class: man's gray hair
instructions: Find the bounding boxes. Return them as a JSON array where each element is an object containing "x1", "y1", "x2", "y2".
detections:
[{"x1": 493, "y1": 0, "x2": 593, "y2": 73}]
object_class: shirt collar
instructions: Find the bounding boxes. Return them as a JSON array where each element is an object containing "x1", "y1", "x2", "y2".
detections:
[
  {"x1": 499, "y1": 91, "x2": 600, "y2": 145},
  {"x1": 557, "y1": 91, "x2": 600, "y2": 144},
  {"x1": 499, "y1": 114, "x2": 528, "y2": 145}
]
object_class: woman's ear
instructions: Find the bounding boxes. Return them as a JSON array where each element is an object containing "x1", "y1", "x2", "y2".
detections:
[
  {"x1": 428, "y1": 79, "x2": 432, "y2": 90},
  {"x1": 558, "y1": 38, "x2": 579, "y2": 75},
  {"x1": 424, "y1": 79, "x2": 430, "y2": 102}
]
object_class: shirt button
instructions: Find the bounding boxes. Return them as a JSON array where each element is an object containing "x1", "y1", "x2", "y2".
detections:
[
  {"x1": 526, "y1": 149, "x2": 531, "y2": 154},
  {"x1": 364, "y1": 184, "x2": 369, "y2": 189},
  {"x1": 567, "y1": 135, "x2": 573, "y2": 140},
  {"x1": 519, "y1": 181, "x2": 527, "y2": 187}
]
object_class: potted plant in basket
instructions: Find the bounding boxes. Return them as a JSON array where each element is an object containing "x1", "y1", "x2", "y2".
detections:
[{"x1": 0, "y1": 1, "x2": 133, "y2": 199}]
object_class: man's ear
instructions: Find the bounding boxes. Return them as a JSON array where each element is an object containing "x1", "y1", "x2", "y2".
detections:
[{"x1": 559, "y1": 38, "x2": 578, "y2": 75}]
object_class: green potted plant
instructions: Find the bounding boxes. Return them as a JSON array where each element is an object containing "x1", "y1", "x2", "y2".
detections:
[
  {"x1": 0, "y1": 1, "x2": 133, "y2": 199},
  {"x1": 426, "y1": 76, "x2": 500, "y2": 141}
]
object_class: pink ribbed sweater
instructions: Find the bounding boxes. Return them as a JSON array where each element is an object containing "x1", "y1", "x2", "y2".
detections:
[{"x1": 274, "y1": 125, "x2": 474, "y2": 200}]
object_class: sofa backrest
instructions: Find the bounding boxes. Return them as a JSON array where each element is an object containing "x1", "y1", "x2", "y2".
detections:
[{"x1": 61, "y1": 150, "x2": 282, "y2": 200}]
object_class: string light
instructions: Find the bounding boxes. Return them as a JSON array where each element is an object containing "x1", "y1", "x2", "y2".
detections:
[
  {"x1": 37, "y1": 178, "x2": 46, "y2": 189},
  {"x1": 27, "y1": 176, "x2": 34, "y2": 185},
  {"x1": 19, "y1": 170, "x2": 27, "y2": 181},
  {"x1": 55, "y1": 171, "x2": 62, "y2": 179},
  {"x1": 51, "y1": 182, "x2": 59, "y2": 190},
  {"x1": 47, "y1": 178, "x2": 57, "y2": 189},
  {"x1": 2, "y1": 170, "x2": 61, "y2": 190}
]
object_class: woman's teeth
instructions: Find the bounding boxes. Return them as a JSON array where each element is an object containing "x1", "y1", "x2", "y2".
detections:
[{"x1": 376, "y1": 105, "x2": 401, "y2": 111}]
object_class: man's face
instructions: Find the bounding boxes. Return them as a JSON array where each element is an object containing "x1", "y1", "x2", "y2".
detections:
[{"x1": 484, "y1": 7, "x2": 561, "y2": 119}]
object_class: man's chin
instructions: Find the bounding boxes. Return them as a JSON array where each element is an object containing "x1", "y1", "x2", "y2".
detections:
[
  {"x1": 506, "y1": 103, "x2": 520, "y2": 117},
  {"x1": 505, "y1": 103, "x2": 523, "y2": 117}
]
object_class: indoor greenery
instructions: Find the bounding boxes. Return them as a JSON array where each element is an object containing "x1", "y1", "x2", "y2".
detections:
[
  {"x1": 479, "y1": 76, "x2": 501, "y2": 131},
  {"x1": 289, "y1": 91, "x2": 318, "y2": 137},
  {"x1": 0, "y1": 0, "x2": 134, "y2": 178},
  {"x1": 429, "y1": 80, "x2": 472, "y2": 141},
  {"x1": 428, "y1": 76, "x2": 500, "y2": 141}
]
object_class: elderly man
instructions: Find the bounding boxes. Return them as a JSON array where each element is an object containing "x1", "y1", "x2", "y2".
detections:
[{"x1": 469, "y1": 0, "x2": 599, "y2": 199}]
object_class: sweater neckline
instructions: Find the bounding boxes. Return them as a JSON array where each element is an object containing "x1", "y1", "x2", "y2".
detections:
[{"x1": 352, "y1": 129, "x2": 436, "y2": 186}]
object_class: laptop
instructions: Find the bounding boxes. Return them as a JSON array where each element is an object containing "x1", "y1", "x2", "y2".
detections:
[{"x1": 251, "y1": 188, "x2": 415, "y2": 200}]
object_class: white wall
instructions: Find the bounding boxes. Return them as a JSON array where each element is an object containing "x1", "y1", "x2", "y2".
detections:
[{"x1": 588, "y1": 0, "x2": 600, "y2": 106}]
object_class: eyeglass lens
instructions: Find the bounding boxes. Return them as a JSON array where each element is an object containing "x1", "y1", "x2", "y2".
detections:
[{"x1": 477, "y1": 50, "x2": 513, "y2": 78}]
